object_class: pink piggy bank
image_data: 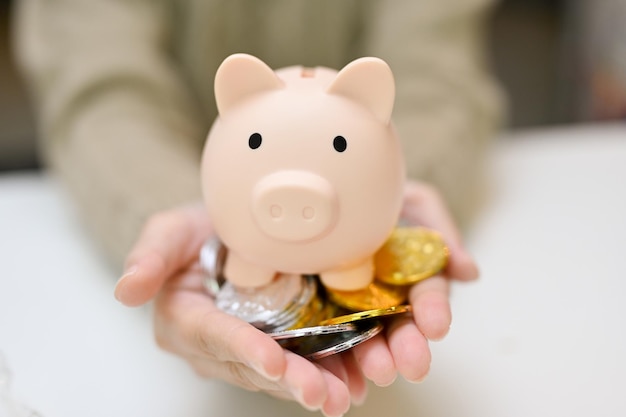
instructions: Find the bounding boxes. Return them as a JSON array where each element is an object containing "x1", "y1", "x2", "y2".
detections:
[{"x1": 201, "y1": 53, "x2": 405, "y2": 291}]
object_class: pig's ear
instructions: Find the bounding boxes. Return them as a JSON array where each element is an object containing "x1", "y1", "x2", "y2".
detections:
[
  {"x1": 326, "y1": 57, "x2": 395, "y2": 125},
  {"x1": 215, "y1": 53, "x2": 283, "y2": 115}
]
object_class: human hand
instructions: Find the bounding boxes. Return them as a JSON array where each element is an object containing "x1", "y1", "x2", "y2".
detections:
[
  {"x1": 113, "y1": 179, "x2": 477, "y2": 413},
  {"x1": 114, "y1": 204, "x2": 361, "y2": 417},
  {"x1": 346, "y1": 180, "x2": 479, "y2": 386}
]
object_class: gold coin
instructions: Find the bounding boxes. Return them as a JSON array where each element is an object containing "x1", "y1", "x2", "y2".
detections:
[
  {"x1": 325, "y1": 279, "x2": 409, "y2": 312},
  {"x1": 288, "y1": 297, "x2": 340, "y2": 330},
  {"x1": 320, "y1": 305, "x2": 412, "y2": 326},
  {"x1": 374, "y1": 227, "x2": 449, "y2": 286}
]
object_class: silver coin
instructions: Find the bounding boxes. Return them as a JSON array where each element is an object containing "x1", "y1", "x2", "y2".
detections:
[
  {"x1": 267, "y1": 323, "x2": 356, "y2": 340},
  {"x1": 199, "y1": 236, "x2": 226, "y2": 297},
  {"x1": 215, "y1": 273, "x2": 308, "y2": 329},
  {"x1": 276, "y1": 321, "x2": 384, "y2": 360},
  {"x1": 201, "y1": 239, "x2": 327, "y2": 332},
  {"x1": 260, "y1": 275, "x2": 322, "y2": 332}
]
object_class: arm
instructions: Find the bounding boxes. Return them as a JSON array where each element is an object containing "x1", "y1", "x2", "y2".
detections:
[
  {"x1": 14, "y1": 0, "x2": 206, "y2": 267},
  {"x1": 362, "y1": 0, "x2": 506, "y2": 226}
]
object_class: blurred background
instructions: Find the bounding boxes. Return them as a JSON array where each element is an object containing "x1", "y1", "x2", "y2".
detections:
[{"x1": 0, "y1": 0, "x2": 624, "y2": 172}]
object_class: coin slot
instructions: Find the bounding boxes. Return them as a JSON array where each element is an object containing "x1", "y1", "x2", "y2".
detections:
[{"x1": 301, "y1": 67, "x2": 315, "y2": 78}]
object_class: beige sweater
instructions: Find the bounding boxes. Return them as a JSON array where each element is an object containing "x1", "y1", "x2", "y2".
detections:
[{"x1": 15, "y1": 0, "x2": 504, "y2": 268}]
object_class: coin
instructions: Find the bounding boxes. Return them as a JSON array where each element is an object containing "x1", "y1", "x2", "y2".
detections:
[
  {"x1": 325, "y1": 279, "x2": 409, "y2": 311},
  {"x1": 264, "y1": 275, "x2": 326, "y2": 332},
  {"x1": 200, "y1": 236, "x2": 227, "y2": 297},
  {"x1": 202, "y1": 240, "x2": 330, "y2": 332},
  {"x1": 374, "y1": 227, "x2": 449, "y2": 286},
  {"x1": 287, "y1": 294, "x2": 338, "y2": 330},
  {"x1": 319, "y1": 304, "x2": 412, "y2": 326},
  {"x1": 275, "y1": 320, "x2": 384, "y2": 360},
  {"x1": 267, "y1": 323, "x2": 356, "y2": 340},
  {"x1": 215, "y1": 273, "x2": 314, "y2": 331}
]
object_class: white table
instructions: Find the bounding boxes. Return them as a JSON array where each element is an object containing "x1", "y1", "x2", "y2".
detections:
[{"x1": 1, "y1": 123, "x2": 625, "y2": 417}]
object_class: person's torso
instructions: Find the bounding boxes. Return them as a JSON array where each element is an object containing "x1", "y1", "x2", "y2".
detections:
[{"x1": 169, "y1": 0, "x2": 365, "y2": 135}]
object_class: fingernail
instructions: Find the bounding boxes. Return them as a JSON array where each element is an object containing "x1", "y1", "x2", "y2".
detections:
[
  {"x1": 453, "y1": 248, "x2": 480, "y2": 281},
  {"x1": 407, "y1": 374, "x2": 429, "y2": 384},
  {"x1": 464, "y1": 256, "x2": 480, "y2": 280},
  {"x1": 351, "y1": 390, "x2": 367, "y2": 406},
  {"x1": 249, "y1": 361, "x2": 281, "y2": 382},
  {"x1": 374, "y1": 374, "x2": 397, "y2": 387},
  {"x1": 289, "y1": 386, "x2": 320, "y2": 412},
  {"x1": 406, "y1": 368, "x2": 430, "y2": 384},
  {"x1": 114, "y1": 266, "x2": 137, "y2": 303}
]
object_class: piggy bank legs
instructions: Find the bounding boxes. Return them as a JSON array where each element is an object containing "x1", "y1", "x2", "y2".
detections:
[
  {"x1": 319, "y1": 257, "x2": 375, "y2": 291},
  {"x1": 224, "y1": 251, "x2": 277, "y2": 288}
]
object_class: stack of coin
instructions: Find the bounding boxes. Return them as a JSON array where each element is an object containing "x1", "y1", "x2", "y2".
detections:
[
  {"x1": 267, "y1": 321, "x2": 384, "y2": 360},
  {"x1": 200, "y1": 227, "x2": 449, "y2": 359}
]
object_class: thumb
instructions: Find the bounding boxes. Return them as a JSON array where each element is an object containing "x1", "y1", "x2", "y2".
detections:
[{"x1": 115, "y1": 204, "x2": 212, "y2": 306}]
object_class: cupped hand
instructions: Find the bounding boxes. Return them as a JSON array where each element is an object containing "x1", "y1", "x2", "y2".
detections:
[
  {"x1": 349, "y1": 181, "x2": 479, "y2": 386},
  {"x1": 114, "y1": 204, "x2": 360, "y2": 417},
  {"x1": 113, "y1": 180, "x2": 478, "y2": 413}
]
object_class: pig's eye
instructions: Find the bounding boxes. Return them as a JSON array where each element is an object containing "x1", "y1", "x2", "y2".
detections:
[
  {"x1": 333, "y1": 136, "x2": 347, "y2": 153},
  {"x1": 249, "y1": 133, "x2": 262, "y2": 149}
]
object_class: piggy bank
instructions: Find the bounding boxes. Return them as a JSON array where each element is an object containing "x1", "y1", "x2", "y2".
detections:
[{"x1": 201, "y1": 53, "x2": 405, "y2": 292}]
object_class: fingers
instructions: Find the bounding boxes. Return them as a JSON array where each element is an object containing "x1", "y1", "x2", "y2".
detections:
[
  {"x1": 317, "y1": 353, "x2": 368, "y2": 406},
  {"x1": 115, "y1": 204, "x2": 212, "y2": 306},
  {"x1": 189, "y1": 344, "x2": 352, "y2": 417},
  {"x1": 269, "y1": 353, "x2": 352, "y2": 417},
  {"x1": 316, "y1": 365, "x2": 352, "y2": 417},
  {"x1": 316, "y1": 355, "x2": 348, "y2": 389},
  {"x1": 194, "y1": 311, "x2": 367, "y2": 414},
  {"x1": 149, "y1": 264, "x2": 354, "y2": 416},
  {"x1": 386, "y1": 316, "x2": 431, "y2": 383},
  {"x1": 359, "y1": 278, "x2": 446, "y2": 386},
  {"x1": 280, "y1": 352, "x2": 329, "y2": 412},
  {"x1": 194, "y1": 312, "x2": 286, "y2": 381},
  {"x1": 342, "y1": 351, "x2": 368, "y2": 405},
  {"x1": 409, "y1": 275, "x2": 452, "y2": 341},
  {"x1": 154, "y1": 274, "x2": 286, "y2": 382},
  {"x1": 402, "y1": 181, "x2": 479, "y2": 281},
  {"x1": 350, "y1": 276, "x2": 450, "y2": 386},
  {"x1": 340, "y1": 182, "x2": 467, "y2": 389},
  {"x1": 193, "y1": 308, "x2": 351, "y2": 416},
  {"x1": 114, "y1": 252, "x2": 168, "y2": 307},
  {"x1": 130, "y1": 184, "x2": 460, "y2": 415},
  {"x1": 352, "y1": 334, "x2": 397, "y2": 387},
  {"x1": 379, "y1": 275, "x2": 450, "y2": 384}
]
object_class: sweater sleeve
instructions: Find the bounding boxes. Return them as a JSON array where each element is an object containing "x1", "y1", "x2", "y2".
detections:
[
  {"x1": 362, "y1": 0, "x2": 506, "y2": 226},
  {"x1": 14, "y1": 0, "x2": 206, "y2": 268}
]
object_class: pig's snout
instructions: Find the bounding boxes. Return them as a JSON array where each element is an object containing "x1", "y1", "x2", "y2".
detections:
[{"x1": 252, "y1": 171, "x2": 338, "y2": 242}]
